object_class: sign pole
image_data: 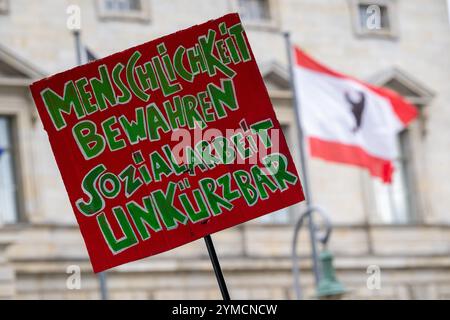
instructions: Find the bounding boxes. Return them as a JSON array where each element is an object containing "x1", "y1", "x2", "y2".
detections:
[
  {"x1": 204, "y1": 235, "x2": 230, "y2": 300},
  {"x1": 283, "y1": 32, "x2": 322, "y2": 286}
]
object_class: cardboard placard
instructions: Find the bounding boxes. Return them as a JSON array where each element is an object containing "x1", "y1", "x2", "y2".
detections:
[{"x1": 30, "y1": 13, "x2": 305, "y2": 272}]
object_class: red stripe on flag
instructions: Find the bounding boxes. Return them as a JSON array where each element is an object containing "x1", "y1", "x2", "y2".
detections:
[
  {"x1": 366, "y1": 85, "x2": 418, "y2": 125},
  {"x1": 294, "y1": 47, "x2": 418, "y2": 126},
  {"x1": 294, "y1": 47, "x2": 343, "y2": 79},
  {"x1": 309, "y1": 137, "x2": 394, "y2": 183}
]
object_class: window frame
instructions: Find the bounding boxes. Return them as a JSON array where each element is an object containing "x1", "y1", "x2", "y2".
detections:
[
  {"x1": 231, "y1": 0, "x2": 280, "y2": 31},
  {"x1": 349, "y1": 0, "x2": 399, "y2": 39},
  {"x1": 368, "y1": 128, "x2": 420, "y2": 225},
  {"x1": 363, "y1": 68, "x2": 434, "y2": 226},
  {"x1": 96, "y1": 0, "x2": 151, "y2": 22},
  {"x1": 0, "y1": 0, "x2": 8, "y2": 14},
  {"x1": 0, "y1": 115, "x2": 23, "y2": 225},
  {"x1": 398, "y1": 128, "x2": 420, "y2": 223}
]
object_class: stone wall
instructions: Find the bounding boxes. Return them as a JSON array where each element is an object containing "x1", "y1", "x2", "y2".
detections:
[{"x1": 0, "y1": 223, "x2": 449, "y2": 299}]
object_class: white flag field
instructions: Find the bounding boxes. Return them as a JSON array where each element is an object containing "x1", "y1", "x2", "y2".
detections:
[{"x1": 293, "y1": 47, "x2": 418, "y2": 183}]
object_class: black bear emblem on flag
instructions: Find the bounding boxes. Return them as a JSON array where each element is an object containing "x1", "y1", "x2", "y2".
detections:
[{"x1": 344, "y1": 91, "x2": 365, "y2": 133}]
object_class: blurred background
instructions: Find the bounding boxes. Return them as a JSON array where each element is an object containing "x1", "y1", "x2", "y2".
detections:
[{"x1": 0, "y1": 0, "x2": 449, "y2": 300}]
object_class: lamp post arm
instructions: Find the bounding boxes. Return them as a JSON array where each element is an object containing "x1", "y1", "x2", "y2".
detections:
[{"x1": 292, "y1": 205, "x2": 333, "y2": 300}]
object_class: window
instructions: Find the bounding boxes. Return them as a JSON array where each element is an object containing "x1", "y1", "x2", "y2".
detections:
[
  {"x1": 0, "y1": 0, "x2": 9, "y2": 14},
  {"x1": 350, "y1": 0, "x2": 398, "y2": 38},
  {"x1": 258, "y1": 124, "x2": 291, "y2": 224},
  {"x1": 105, "y1": 0, "x2": 142, "y2": 11},
  {"x1": 0, "y1": 116, "x2": 19, "y2": 224},
  {"x1": 236, "y1": 0, "x2": 278, "y2": 29},
  {"x1": 358, "y1": 3, "x2": 390, "y2": 30},
  {"x1": 367, "y1": 67, "x2": 433, "y2": 224},
  {"x1": 372, "y1": 130, "x2": 416, "y2": 224},
  {"x1": 97, "y1": 0, "x2": 150, "y2": 21},
  {"x1": 238, "y1": 0, "x2": 271, "y2": 22}
]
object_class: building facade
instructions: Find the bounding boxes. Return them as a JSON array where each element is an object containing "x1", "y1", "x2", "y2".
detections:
[{"x1": 0, "y1": 0, "x2": 449, "y2": 299}]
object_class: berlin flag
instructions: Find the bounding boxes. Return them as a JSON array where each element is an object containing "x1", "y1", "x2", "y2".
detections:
[{"x1": 293, "y1": 47, "x2": 418, "y2": 183}]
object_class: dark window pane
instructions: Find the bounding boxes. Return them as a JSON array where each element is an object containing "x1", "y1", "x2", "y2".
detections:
[
  {"x1": 239, "y1": 0, "x2": 271, "y2": 22},
  {"x1": 104, "y1": 0, "x2": 142, "y2": 12},
  {"x1": 358, "y1": 4, "x2": 390, "y2": 31},
  {"x1": 0, "y1": 116, "x2": 19, "y2": 224}
]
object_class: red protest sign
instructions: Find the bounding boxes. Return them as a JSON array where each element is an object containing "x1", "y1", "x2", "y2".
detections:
[{"x1": 30, "y1": 13, "x2": 305, "y2": 272}]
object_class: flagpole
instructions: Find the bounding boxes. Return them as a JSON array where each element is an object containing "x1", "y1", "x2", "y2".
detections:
[
  {"x1": 72, "y1": 29, "x2": 109, "y2": 301},
  {"x1": 73, "y1": 30, "x2": 83, "y2": 66},
  {"x1": 283, "y1": 32, "x2": 322, "y2": 288}
]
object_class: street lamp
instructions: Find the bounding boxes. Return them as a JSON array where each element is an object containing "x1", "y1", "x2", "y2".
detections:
[
  {"x1": 316, "y1": 249, "x2": 346, "y2": 299},
  {"x1": 291, "y1": 205, "x2": 346, "y2": 299}
]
